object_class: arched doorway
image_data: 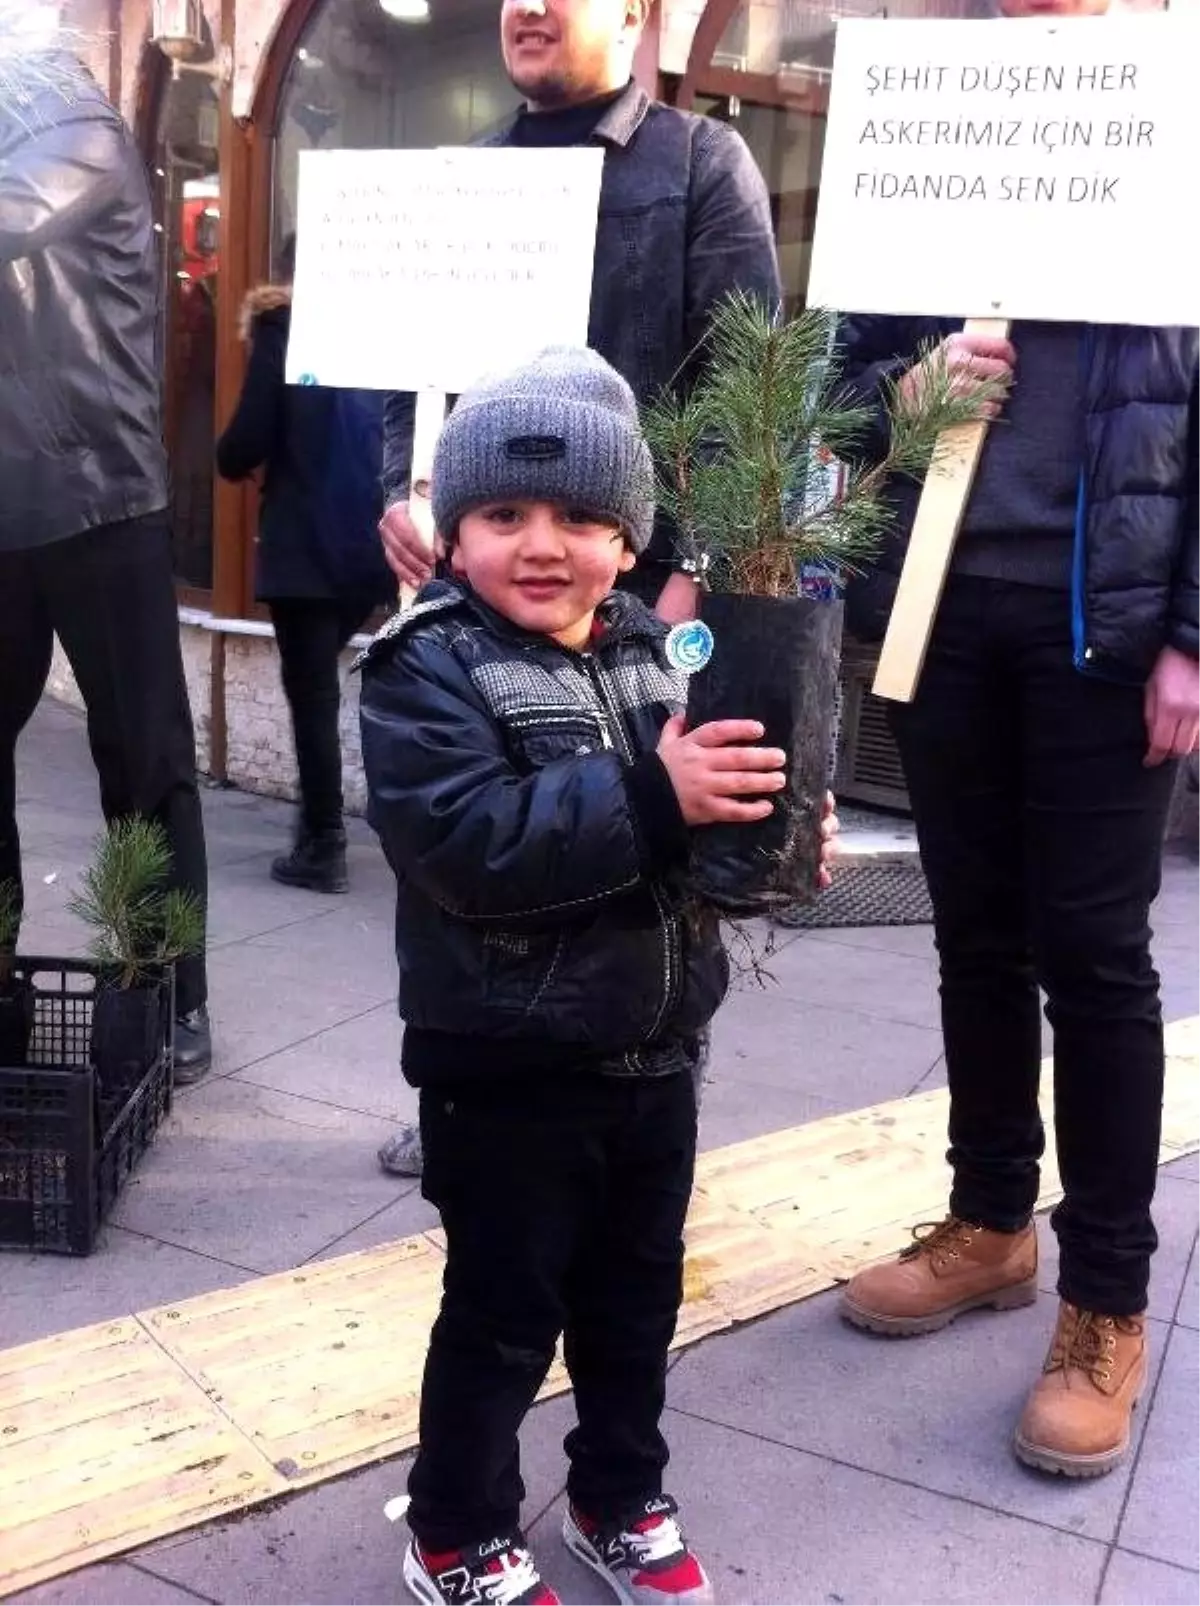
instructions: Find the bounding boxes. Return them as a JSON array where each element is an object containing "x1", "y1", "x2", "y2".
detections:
[{"x1": 212, "y1": 0, "x2": 521, "y2": 614}]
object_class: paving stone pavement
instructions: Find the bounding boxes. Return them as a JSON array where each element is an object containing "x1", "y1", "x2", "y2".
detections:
[{"x1": 4, "y1": 698, "x2": 1198, "y2": 1605}]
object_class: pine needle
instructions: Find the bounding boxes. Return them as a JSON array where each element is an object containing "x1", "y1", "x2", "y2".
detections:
[
  {"x1": 69, "y1": 820, "x2": 205, "y2": 989},
  {"x1": 643, "y1": 294, "x2": 1005, "y2": 598}
]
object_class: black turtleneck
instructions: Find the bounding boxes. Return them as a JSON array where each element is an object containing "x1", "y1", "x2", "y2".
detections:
[{"x1": 509, "y1": 85, "x2": 626, "y2": 149}]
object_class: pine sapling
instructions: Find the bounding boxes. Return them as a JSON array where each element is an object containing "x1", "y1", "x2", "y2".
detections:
[{"x1": 643, "y1": 292, "x2": 1007, "y2": 599}]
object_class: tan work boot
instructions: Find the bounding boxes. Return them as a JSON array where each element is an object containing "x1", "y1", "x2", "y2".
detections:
[
  {"x1": 1014, "y1": 1302, "x2": 1147, "y2": 1477},
  {"x1": 841, "y1": 1217, "x2": 1039, "y2": 1336}
]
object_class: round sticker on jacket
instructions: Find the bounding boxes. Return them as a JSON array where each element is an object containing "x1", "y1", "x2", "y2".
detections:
[{"x1": 665, "y1": 620, "x2": 714, "y2": 674}]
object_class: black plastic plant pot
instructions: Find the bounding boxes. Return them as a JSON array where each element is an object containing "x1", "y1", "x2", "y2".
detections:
[
  {"x1": 90, "y1": 979, "x2": 164, "y2": 1104},
  {"x1": 685, "y1": 591, "x2": 843, "y2": 916},
  {"x1": 0, "y1": 976, "x2": 34, "y2": 1069}
]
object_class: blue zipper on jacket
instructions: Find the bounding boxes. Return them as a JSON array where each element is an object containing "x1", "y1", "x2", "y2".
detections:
[{"x1": 1070, "y1": 325, "x2": 1094, "y2": 674}]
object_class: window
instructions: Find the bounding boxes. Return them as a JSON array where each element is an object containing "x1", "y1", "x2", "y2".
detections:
[
  {"x1": 272, "y1": 0, "x2": 518, "y2": 276},
  {"x1": 150, "y1": 36, "x2": 222, "y2": 591},
  {"x1": 688, "y1": 0, "x2": 985, "y2": 312}
]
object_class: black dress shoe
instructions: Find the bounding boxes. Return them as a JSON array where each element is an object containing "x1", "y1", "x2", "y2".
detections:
[{"x1": 174, "y1": 1006, "x2": 212, "y2": 1085}]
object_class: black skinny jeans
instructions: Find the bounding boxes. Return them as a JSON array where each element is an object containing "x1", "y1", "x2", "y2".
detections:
[
  {"x1": 267, "y1": 598, "x2": 375, "y2": 836},
  {"x1": 888, "y1": 576, "x2": 1177, "y2": 1315},
  {"x1": 407, "y1": 1069, "x2": 697, "y2": 1551},
  {"x1": 0, "y1": 513, "x2": 208, "y2": 1015}
]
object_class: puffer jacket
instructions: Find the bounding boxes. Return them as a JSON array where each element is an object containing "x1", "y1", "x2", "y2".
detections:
[
  {"x1": 358, "y1": 580, "x2": 729, "y2": 1072},
  {"x1": 837, "y1": 316, "x2": 1199, "y2": 681},
  {"x1": 0, "y1": 55, "x2": 167, "y2": 551},
  {"x1": 216, "y1": 287, "x2": 394, "y2": 604}
]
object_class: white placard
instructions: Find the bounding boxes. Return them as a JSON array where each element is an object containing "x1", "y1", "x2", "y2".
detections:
[
  {"x1": 285, "y1": 147, "x2": 604, "y2": 393},
  {"x1": 807, "y1": 15, "x2": 1200, "y2": 326}
]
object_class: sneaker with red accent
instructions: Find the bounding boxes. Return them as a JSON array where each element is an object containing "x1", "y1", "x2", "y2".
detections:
[
  {"x1": 402, "y1": 1534, "x2": 560, "y2": 1605},
  {"x1": 563, "y1": 1496, "x2": 713, "y2": 1605}
]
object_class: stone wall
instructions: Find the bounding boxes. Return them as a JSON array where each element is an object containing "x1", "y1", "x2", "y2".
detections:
[{"x1": 48, "y1": 622, "x2": 369, "y2": 818}]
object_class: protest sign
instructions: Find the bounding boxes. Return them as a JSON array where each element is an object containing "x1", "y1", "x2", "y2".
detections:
[
  {"x1": 285, "y1": 145, "x2": 603, "y2": 604},
  {"x1": 284, "y1": 145, "x2": 603, "y2": 394},
  {"x1": 808, "y1": 14, "x2": 1199, "y2": 326},
  {"x1": 807, "y1": 14, "x2": 1198, "y2": 701}
]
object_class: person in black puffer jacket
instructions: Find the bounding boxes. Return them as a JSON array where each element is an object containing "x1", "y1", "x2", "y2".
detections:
[
  {"x1": 216, "y1": 242, "x2": 394, "y2": 892},
  {"x1": 835, "y1": 301, "x2": 1198, "y2": 1481},
  {"x1": 358, "y1": 347, "x2": 785, "y2": 1605}
]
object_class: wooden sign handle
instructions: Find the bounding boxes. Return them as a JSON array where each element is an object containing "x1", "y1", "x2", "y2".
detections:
[
  {"x1": 871, "y1": 317, "x2": 1011, "y2": 704},
  {"x1": 399, "y1": 389, "x2": 449, "y2": 611}
]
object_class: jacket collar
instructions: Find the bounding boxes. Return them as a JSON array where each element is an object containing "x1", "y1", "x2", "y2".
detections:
[
  {"x1": 590, "y1": 81, "x2": 650, "y2": 149},
  {"x1": 490, "y1": 80, "x2": 650, "y2": 151}
]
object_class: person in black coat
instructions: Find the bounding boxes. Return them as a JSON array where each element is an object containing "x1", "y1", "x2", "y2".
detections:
[
  {"x1": 216, "y1": 246, "x2": 394, "y2": 892},
  {"x1": 0, "y1": 17, "x2": 212, "y2": 1079}
]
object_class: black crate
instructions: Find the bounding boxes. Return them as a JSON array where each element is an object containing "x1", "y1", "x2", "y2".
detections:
[{"x1": 0, "y1": 960, "x2": 174, "y2": 1256}]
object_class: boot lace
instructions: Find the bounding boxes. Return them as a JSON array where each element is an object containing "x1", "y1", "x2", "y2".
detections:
[
  {"x1": 1047, "y1": 1307, "x2": 1119, "y2": 1386},
  {"x1": 900, "y1": 1217, "x2": 979, "y2": 1269}
]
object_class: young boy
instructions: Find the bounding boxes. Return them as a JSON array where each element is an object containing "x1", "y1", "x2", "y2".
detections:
[{"x1": 360, "y1": 348, "x2": 786, "y2": 1606}]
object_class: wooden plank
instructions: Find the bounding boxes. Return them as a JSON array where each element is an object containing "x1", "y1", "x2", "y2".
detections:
[
  {"x1": 0, "y1": 1323, "x2": 282, "y2": 1597},
  {"x1": 873, "y1": 317, "x2": 1011, "y2": 704}
]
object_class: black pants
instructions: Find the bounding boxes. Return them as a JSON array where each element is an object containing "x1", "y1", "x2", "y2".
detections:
[
  {"x1": 267, "y1": 598, "x2": 374, "y2": 836},
  {"x1": 887, "y1": 577, "x2": 1176, "y2": 1315},
  {"x1": 0, "y1": 514, "x2": 208, "y2": 1015},
  {"x1": 408, "y1": 1070, "x2": 697, "y2": 1551}
]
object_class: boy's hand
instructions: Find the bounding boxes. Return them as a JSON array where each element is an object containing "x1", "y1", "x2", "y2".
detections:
[{"x1": 658, "y1": 715, "x2": 786, "y2": 825}]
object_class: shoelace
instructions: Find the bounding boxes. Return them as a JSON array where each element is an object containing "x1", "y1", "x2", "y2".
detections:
[
  {"x1": 474, "y1": 1548, "x2": 542, "y2": 1606},
  {"x1": 1048, "y1": 1307, "x2": 1118, "y2": 1385},
  {"x1": 621, "y1": 1514, "x2": 686, "y2": 1568},
  {"x1": 899, "y1": 1217, "x2": 977, "y2": 1268}
]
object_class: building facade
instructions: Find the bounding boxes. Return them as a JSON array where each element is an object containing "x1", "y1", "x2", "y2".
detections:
[{"x1": 53, "y1": 0, "x2": 995, "y2": 813}]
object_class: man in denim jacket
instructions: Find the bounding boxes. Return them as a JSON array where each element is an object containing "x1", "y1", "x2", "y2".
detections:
[{"x1": 378, "y1": 0, "x2": 781, "y2": 623}]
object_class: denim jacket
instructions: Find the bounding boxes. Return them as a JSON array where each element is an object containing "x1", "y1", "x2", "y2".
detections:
[{"x1": 381, "y1": 84, "x2": 781, "y2": 588}]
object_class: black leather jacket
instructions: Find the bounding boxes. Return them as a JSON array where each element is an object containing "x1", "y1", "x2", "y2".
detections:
[
  {"x1": 0, "y1": 56, "x2": 167, "y2": 552},
  {"x1": 359, "y1": 581, "x2": 729, "y2": 1075},
  {"x1": 381, "y1": 84, "x2": 781, "y2": 594}
]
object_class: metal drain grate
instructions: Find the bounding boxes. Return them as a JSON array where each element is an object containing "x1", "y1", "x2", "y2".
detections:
[{"x1": 774, "y1": 857, "x2": 933, "y2": 929}]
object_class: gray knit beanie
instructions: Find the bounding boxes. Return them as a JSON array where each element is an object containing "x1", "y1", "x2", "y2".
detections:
[{"x1": 432, "y1": 346, "x2": 655, "y2": 554}]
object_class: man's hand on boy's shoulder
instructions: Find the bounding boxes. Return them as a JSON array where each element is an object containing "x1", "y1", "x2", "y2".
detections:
[
  {"x1": 379, "y1": 499, "x2": 442, "y2": 590},
  {"x1": 657, "y1": 715, "x2": 786, "y2": 826}
]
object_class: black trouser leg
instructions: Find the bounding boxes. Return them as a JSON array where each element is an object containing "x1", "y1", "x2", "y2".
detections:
[
  {"x1": 888, "y1": 579, "x2": 1045, "y2": 1232},
  {"x1": 0, "y1": 551, "x2": 56, "y2": 930},
  {"x1": 39, "y1": 514, "x2": 209, "y2": 1015},
  {"x1": 408, "y1": 1072, "x2": 694, "y2": 1550},
  {"x1": 1013, "y1": 600, "x2": 1174, "y2": 1316},
  {"x1": 890, "y1": 577, "x2": 1174, "y2": 1314},
  {"x1": 563, "y1": 1074, "x2": 696, "y2": 1521},
  {"x1": 268, "y1": 599, "x2": 371, "y2": 836}
]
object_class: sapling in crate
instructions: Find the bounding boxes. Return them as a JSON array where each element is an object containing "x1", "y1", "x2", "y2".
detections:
[{"x1": 69, "y1": 819, "x2": 205, "y2": 1097}]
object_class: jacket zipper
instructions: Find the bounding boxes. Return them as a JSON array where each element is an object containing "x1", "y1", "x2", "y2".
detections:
[
  {"x1": 581, "y1": 652, "x2": 682, "y2": 1051},
  {"x1": 1071, "y1": 325, "x2": 1094, "y2": 674}
]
